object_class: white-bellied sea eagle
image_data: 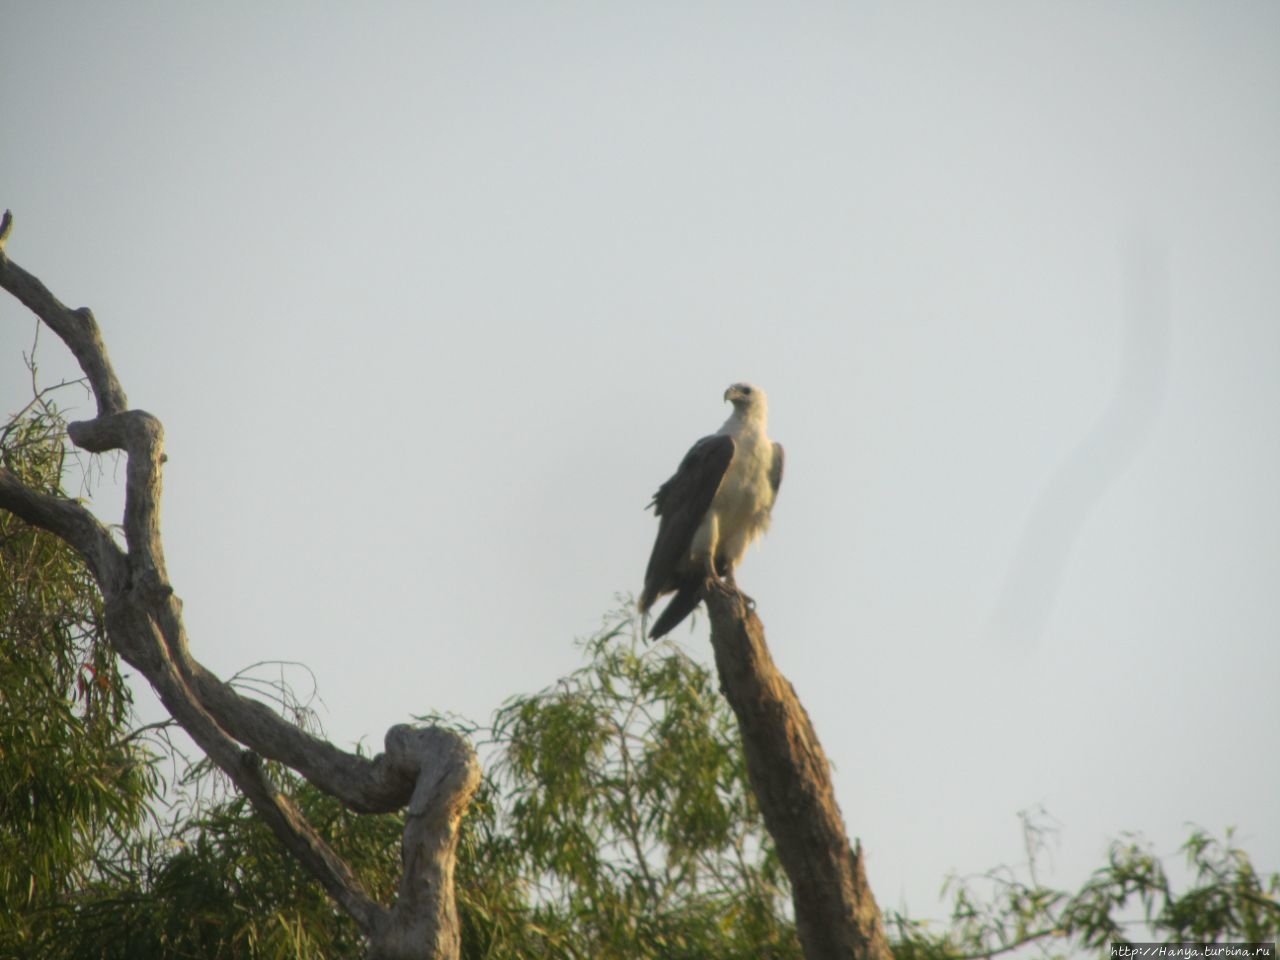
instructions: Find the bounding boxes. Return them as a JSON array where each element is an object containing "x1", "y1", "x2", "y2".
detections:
[{"x1": 639, "y1": 382, "x2": 784, "y2": 639}]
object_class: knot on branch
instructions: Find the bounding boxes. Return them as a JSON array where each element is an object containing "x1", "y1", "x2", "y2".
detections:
[
  {"x1": 384, "y1": 724, "x2": 481, "y2": 820},
  {"x1": 240, "y1": 749, "x2": 265, "y2": 777},
  {"x1": 67, "y1": 408, "x2": 164, "y2": 455},
  {"x1": 129, "y1": 565, "x2": 174, "y2": 602}
]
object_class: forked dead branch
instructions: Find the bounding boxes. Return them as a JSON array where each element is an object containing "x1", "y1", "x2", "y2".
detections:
[{"x1": 0, "y1": 210, "x2": 480, "y2": 960}]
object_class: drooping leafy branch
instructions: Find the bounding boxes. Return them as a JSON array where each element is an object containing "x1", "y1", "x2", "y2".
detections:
[
  {"x1": 889, "y1": 809, "x2": 1280, "y2": 960},
  {"x1": 0, "y1": 375, "x2": 161, "y2": 953}
]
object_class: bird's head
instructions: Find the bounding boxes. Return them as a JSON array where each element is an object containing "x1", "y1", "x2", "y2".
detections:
[{"x1": 724, "y1": 382, "x2": 768, "y2": 420}]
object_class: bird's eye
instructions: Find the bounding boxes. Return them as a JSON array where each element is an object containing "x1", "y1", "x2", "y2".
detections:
[{"x1": 742, "y1": 386, "x2": 753, "y2": 395}]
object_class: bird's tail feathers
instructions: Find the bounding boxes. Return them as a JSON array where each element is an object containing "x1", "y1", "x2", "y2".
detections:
[
  {"x1": 648, "y1": 582, "x2": 703, "y2": 641},
  {"x1": 637, "y1": 588, "x2": 656, "y2": 615}
]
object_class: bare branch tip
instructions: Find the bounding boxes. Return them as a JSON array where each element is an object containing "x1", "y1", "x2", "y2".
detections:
[{"x1": 0, "y1": 210, "x2": 12, "y2": 249}]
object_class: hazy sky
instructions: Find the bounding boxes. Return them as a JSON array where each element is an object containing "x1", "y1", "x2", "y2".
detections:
[{"x1": 3, "y1": 1, "x2": 1277, "y2": 926}]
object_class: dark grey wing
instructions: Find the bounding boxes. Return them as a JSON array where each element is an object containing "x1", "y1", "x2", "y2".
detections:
[
  {"x1": 769, "y1": 442, "x2": 784, "y2": 499},
  {"x1": 639, "y1": 434, "x2": 735, "y2": 611}
]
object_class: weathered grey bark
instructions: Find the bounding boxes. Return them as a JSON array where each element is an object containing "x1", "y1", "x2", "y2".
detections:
[
  {"x1": 704, "y1": 579, "x2": 893, "y2": 960},
  {"x1": 0, "y1": 211, "x2": 479, "y2": 960}
]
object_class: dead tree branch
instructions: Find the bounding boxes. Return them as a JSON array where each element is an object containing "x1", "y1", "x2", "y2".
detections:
[
  {"x1": 705, "y1": 579, "x2": 893, "y2": 960},
  {"x1": 0, "y1": 210, "x2": 480, "y2": 960}
]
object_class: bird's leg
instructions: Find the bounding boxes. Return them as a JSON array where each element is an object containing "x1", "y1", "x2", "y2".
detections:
[
  {"x1": 702, "y1": 516, "x2": 727, "y2": 591},
  {"x1": 715, "y1": 554, "x2": 735, "y2": 584},
  {"x1": 706, "y1": 555, "x2": 752, "y2": 609},
  {"x1": 714, "y1": 557, "x2": 755, "y2": 610},
  {"x1": 703, "y1": 553, "x2": 726, "y2": 592}
]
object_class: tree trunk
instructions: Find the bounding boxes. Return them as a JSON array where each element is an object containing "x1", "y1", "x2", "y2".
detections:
[{"x1": 705, "y1": 580, "x2": 893, "y2": 960}]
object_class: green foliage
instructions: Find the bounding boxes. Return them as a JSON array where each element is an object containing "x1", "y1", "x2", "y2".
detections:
[
  {"x1": 46, "y1": 772, "x2": 404, "y2": 960},
  {"x1": 0, "y1": 386, "x2": 161, "y2": 957},
  {"x1": 18, "y1": 656, "x2": 406, "y2": 959},
  {"x1": 889, "y1": 809, "x2": 1280, "y2": 960},
  {"x1": 2, "y1": 373, "x2": 1275, "y2": 959},
  {"x1": 449, "y1": 614, "x2": 801, "y2": 959},
  {"x1": 2, "y1": 590, "x2": 800, "y2": 959}
]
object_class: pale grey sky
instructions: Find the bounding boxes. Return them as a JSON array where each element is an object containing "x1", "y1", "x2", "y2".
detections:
[{"x1": 2, "y1": 1, "x2": 1277, "y2": 926}]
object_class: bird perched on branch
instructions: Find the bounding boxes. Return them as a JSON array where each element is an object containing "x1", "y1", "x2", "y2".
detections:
[{"x1": 639, "y1": 383, "x2": 784, "y2": 640}]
